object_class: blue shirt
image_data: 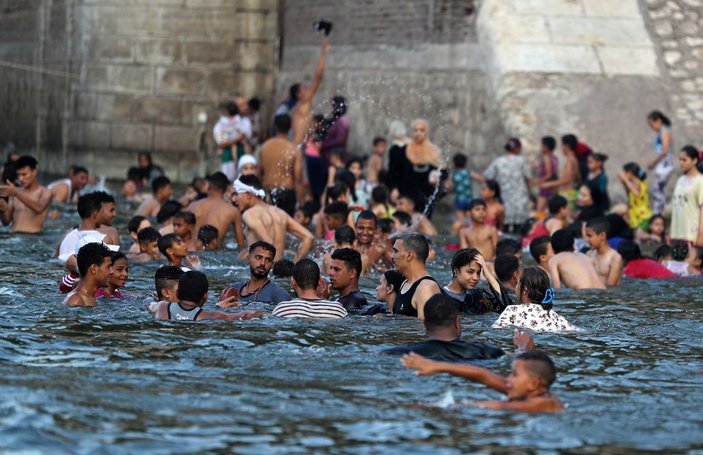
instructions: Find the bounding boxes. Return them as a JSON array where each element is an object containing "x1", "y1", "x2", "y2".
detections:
[{"x1": 226, "y1": 280, "x2": 291, "y2": 304}]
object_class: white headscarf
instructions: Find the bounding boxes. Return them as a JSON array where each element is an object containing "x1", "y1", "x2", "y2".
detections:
[{"x1": 234, "y1": 178, "x2": 265, "y2": 198}]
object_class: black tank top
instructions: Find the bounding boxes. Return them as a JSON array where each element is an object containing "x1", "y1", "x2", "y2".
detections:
[{"x1": 393, "y1": 276, "x2": 437, "y2": 317}]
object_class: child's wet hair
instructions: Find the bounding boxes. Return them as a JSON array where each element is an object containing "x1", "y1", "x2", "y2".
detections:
[
  {"x1": 137, "y1": 227, "x2": 161, "y2": 244},
  {"x1": 177, "y1": 271, "x2": 208, "y2": 303},
  {"x1": 547, "y1": 195, "x2": 567, "y2": 215},
  {"x1": 654, "y1": 244, "x2": 672, "y2": 262},
  {"x1": 518, "y1": 266, "x2": 553, "y2": 312},
  {"x1": 158, "y1": 233, "x2": 179, "y2": 258},
  {"x1": 76, "y1": 242, "x2": 112, "y2": 277},
  {"x1": 496, "y1": 238, "x2": 521, "y2": 257},
  {"x1": 156, "y1": 200, "x2": 183, "y2": 224},
  {"x1": 155, "y1": 265, "x2": 184, "y2": 300},
  {"x1": 671, "y1": 240, "x2": 689, "y2": 262},
  {"x1": 586, "y1": 217, "x2": 610, "y2": 236},
  {"x1": 467, "y1": 198, "x2": 487, "y2": 211},
  {"x1": 483, "y1": 179, "x2": 502, "y2": 203},
  {"x1": 197, "y1": 224, "x2": 218, "y2": 246},
  {"x1": 516, "y1": 350, "x2": 557, "y2": 388},
  {"x1": 173, "y1": 211, "x2": 196, "y2": 225},
  {"x1": 450, "y1": 248, "x2": 480, "y2": 275},
  {"x1": 272, "y1": 259, "x2": 295, "y2": 278}
]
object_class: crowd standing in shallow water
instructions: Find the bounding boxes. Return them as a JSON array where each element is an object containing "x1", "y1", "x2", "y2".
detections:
[{"x1": 1, "y1": 31, "x2": 702, "y2": 412}]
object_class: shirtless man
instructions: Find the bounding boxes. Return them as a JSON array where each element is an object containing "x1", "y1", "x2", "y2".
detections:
[
  {"x1": 48, "y1": 165, "x2": 90, "y2": 204},
  {"x1": 354, "y1": 210, "x2": 388, "y2": 270},
  {"x1": 459, "y1": 199, "x2": 498, "y2": 260},
  {"x1": 291, "y1": 37, "x2": 329, "y2": 149},
  {"x1": 391, "y1": 232, "x2": 441, "y2": 320},
  {"x1": 135, "y1": 176, "x2": 172, "y2": 218},
  {"x1": 0, "y1": 155, "x2": 52, "y2": 233},
  {"x1": 396, "y1": 194, "x2": 438, "y2": 237},
  {"x1": 187, "y1": 172, "x2": 245, "y2": 249},
  {"x1": 584, "y1": 217, "x2": 623, "y2": 287},
  {"x1": 260, "y1": 113, "x2": 304, "y2": 216},
  {"x1": 232, "y1": 174, "x2": 313, "y2": 262},
  {"x1": 548, "y1": 229, "x2": 606, "y2": 290},
  {"x1": 64, "y1": 242, "x2": 112, "y2": 308}
]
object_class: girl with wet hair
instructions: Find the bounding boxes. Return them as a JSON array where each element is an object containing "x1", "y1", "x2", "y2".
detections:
[
  {"x1": 646, "y1": 110, "x2": 674, "y2": 214},
  {"x1": 442, "y1": 248, "x2": 511, "y2": 315},
  {"x1": 492, "y1": 266, "x2": 578, "y2": 332},
  {"x1": 94, "y1": 252, "x2": 129, "y2": 299}
]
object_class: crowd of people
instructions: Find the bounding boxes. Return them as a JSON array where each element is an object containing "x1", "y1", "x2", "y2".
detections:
[{"x1": 1, "y1": 34, "x2": 702, "y2": 413}]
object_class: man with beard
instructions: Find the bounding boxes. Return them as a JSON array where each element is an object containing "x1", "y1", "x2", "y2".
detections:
[{"x1": 219, "y1": 241, "x2": 290, "y2": 305}]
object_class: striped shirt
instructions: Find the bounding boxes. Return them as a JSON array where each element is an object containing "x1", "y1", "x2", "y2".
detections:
[{"x1": 272, "y1": 298, "x2": 348, "y2": 319}]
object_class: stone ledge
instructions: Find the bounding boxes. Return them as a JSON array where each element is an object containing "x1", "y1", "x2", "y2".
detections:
[
  {"x1": 493, "y1": 43, "x2": 602, "y2": 75},
  {"x1": 597, "y1": 46, "x2": 660, "y2": 76},
  {"x1": 583, "y1": 0, "x2": 641, "y2": 17},
  {"x1": 548, "y1": 17, "x2": 653, "y2": 47}
]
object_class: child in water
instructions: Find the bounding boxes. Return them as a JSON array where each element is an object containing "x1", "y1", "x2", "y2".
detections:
[
  {"x1": 618, "y1": 162, "x2": 652, "y2": 230},
  {"x1": 480, "y1": 180, "x2": 504, "y2": 232},
  {"x1": 402, "y1": 337, "x2": 564, "y2": 413},
  {"x1": 94, "y1": 251, "x2": 129, "y2": 299},
  {"x1": 158, "y1": 234, "x2": 202, "y2": 270}
]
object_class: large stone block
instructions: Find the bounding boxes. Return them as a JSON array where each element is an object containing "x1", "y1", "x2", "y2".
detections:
[
  {"x1": 597, "y1": 47, "x2": 660, "y2": 76},
  {"x1": 133, "y1": 96, "x2": 182, "y2": 124},
  {"x1": 110, "y1": 65, "x2": 153, "y2": 92},
  {"x1": 493, "y1": 43, "x2": 602, "y2": 75},
  {"x1": 83, "y1": 6, "x2": 159, "y2": 34},
  {"x1": 511, "y1": 0, "x2": 585, "y2": 16},
  {"x1": 582, "y1": 0, "x2": 641, "y2": 17},
  {"x1": 70, "y1": 120, "x2": 110, "y2": 149},
  {"x1": 75, "y1": 93, "x2": 133, "y2": 121},
  {"x1": 185, "y1": 41, "x2": 238, "y2": 65},
  {"x1": 134, "y1": 39, "x2": 183, "y2": 65},
  {"x1": 160, "y1": 9, "x2": 209, "y2": 38},
  {"x1": 483, "y1": 13, "x2": 550, "y2": 44},
  {"x1": 111, "y1": 123, "x2": 153, "y2": 150},
  {"x1": 89, "y1": 36, "x2": 132, "y2": 61},
  {"x1": 156, "y1": 68, "x2": 207, "y2": 95},
  {"x1": 236, "y1": 41, "x2": 275, "y2": 70},
  {"x1": 154, "y1": 125, "x2": 197, "y2": 152},
  {"x1": 236, "y1": 11, "x2": 277, "y2": 38},
  {"x1": 548, "y1": 17, "x2": 653, "y2": 47},
  {"x1": 207, "y1": 70, "x2": 242, "y2": 97}
]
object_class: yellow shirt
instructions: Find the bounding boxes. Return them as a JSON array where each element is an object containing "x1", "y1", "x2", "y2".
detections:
[
  {"x1": 671, "y1": 174, "x2": 703, "y2": 242},
  {"x1": 628, "y1": 180, "x2": 652, "y2": 229}
]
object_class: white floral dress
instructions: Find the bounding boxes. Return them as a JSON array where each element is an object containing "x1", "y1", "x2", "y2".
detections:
[{"x1": 492, "y1": 304, "x2": 578, "y2": 333}]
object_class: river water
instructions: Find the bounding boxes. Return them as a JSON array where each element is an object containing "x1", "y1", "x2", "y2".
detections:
[{"x1": 0, "y1": 201, "x2": 702, "y2": 453}]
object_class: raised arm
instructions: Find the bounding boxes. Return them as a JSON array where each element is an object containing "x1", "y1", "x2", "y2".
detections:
[
  {"x1": 2, "y1": 184, "x2": 52, "y2": 214},
  {"x1": 401, "y1": 353, "x2": 508, "y2": 394},
  {"x1": 617, "y1": 171, "x2": 641, "y2": 196},
  {"x1": 308, "y1": 37, "x2": 329, "y2": 99},
  {"x1": 286, "y1": 215, "x2": 314, "y2": 262},
  {"x1": 476, "y1": 254, "x2": 502, "y2": 297}
]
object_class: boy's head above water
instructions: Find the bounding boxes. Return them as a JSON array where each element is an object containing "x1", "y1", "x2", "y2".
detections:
[
  {"x1": 178, "y1": 271, "x2": 209, "y2": 305},
  {"x1": 77, "y1": 242, "x2": 112, "y2": 286},
  {"x1": 467, "y1": 198, "x2": 487, "y2": 223},
  {"x1": 508, "y1": 350, "x2": 557, "y2": 401},
  {"x1": 584, "y1": 217, "x2": 611, "y2": 248},
  {"x1": 158, "y1": 234, "x2": 187, "y2": 262},
  {"x1": 155, "y1": 266, "x2": 184, "y2": 302}
]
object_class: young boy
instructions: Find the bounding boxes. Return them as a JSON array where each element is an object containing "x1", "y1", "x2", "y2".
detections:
[
  {"x1": 544, "y1": 195, "x2": 569, "y2": 235},
  {"x1": 548, "y1": 229, "x2": 606, "y2": 290},
  {"x1": 392, "y1": 211, "x2": 411, "y2": 233},
  {"x1": 129, "y1": 227, "x2": 162, "y2": 263},
  {"x1": 459, "y1": 199, "x2": 499, "y2": 260},
  {"x1": 323, "y1": 201, "x2": 349, "y2": 241},
  {"x1": 322, "y1": 225, "x2": 369, "y2": 276},
  {"x1": 529, "y1": 236, "x2": 554, "y2": 276},
  {"x1": 294, "y1": 201, "x2": 317, "y2": 230},
  {"x1": 366, "y1": 136, "x2": 386, "y2": 186},
  {"x1": 158, "y1": 233, "x2": 201, "y2": 270},
  {"x1": 197, "y1": 224, "x2": 219, "y2": 251},
  {"x1": 401, "y1": 347, "x2": 564, "y2": 413},
  {"x1": 135, "y1": 176, "x2": 173, "y2": 218},
  {"x1": 147, "y1": 265, "x2": 184, "y2": 314},
  {"x1": 153, "y1": 271, "x2": 263, "y2": 322},
  {"x1": 395, "y1": 194, "x2": 437, "y2": 236},
  {"x1": 127, "y1": 215, "x2": 151, "y2": 254},
  {"x1": 64, "y1": 242, "x2": 113, "y2": 307},
  {"x1": 237, "y1": 154, "x2": 258, "y2": 177},
  {"x1": 495, "y1": 254, "x2": 520, "y2": 291},
  {"x1": 173, "y1": 211, "x2": 198, "y2": 251},
  {"x1": 584, "y1": 217, "x2": 623, "y2": 286}
]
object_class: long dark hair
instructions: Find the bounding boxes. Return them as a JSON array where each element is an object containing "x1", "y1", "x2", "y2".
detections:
[
  {"x1": 647, "y1": 110, "x2": 671, "y2": 127},
  {"x1": 681, "y1": 145, "x2": 703, "y2": 173},
  {"x1": 624, "y1": 162, "x2": 647, "y2": 181},
  {"x1": 518, "y1": 266, "x2": 553, "y2": 313},
  {"x1": 484, "y1": 179, "x2": 502, "y2": 203}
]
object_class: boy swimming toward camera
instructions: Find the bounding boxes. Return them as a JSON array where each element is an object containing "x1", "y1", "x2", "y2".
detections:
[{"x1": 402, "y1": 340, "x2": 563, "y2": 413}]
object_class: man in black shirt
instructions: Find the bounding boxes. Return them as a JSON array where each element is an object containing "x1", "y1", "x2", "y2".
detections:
[
  {"x1": 329, "y1": 247, "x2": 380, "y2": 315},
  {"x1": 384, "y1": 294, "x2": 508, "y2": 361}
]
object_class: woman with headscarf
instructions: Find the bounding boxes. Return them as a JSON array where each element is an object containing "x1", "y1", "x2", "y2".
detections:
[{"x1": 387, "y1": 119, "x2": 445, "y2": 217}]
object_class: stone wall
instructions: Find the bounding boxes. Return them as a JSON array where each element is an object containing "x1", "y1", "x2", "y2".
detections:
[
  {"x1": 0, "y1": 0, "x2": 278, "y2": 181},
  {"x1": 277, "y1": 0, "x2": 506, "y2": 170}
]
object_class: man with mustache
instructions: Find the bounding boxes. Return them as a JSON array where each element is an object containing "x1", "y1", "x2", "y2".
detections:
[{"x1": 219, "y1": 241, "x2": 290, "y2": 306}]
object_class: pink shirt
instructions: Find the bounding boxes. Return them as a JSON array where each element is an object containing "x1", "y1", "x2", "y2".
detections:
[{"x1": 94, "y1": 288, "x2": 128, "y2": 299}]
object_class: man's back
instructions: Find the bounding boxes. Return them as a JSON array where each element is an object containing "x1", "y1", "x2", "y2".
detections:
[
  {"x1": 189, "y1": 196, "x2": 242, "y2": 246},
  {"x1": 549, "y1": 252, "x2": 606, "y2": 289},
  {"x1": 384, "y1": 338, "x2": 504, "y2": 362},
  {"x1": 260, "y1": 137, "x2": 296, "y2": 190},
  {"x1": 243, "y1": 204, "x2": 290, "y2": 261},
  {"x1": 272, "y1": 297, "x2": 348, "y2": 319}
]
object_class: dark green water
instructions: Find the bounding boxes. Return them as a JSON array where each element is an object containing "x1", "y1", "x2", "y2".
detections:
[{"x1": 0, "y1": 199, "x2": 702, "y2": 453}]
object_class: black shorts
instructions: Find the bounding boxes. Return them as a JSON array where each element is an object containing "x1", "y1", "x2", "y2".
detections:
[{"x1": 270, "y1": 188, "x2": 296, "y2": 217}]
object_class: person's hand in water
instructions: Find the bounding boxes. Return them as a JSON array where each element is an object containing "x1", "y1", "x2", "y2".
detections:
[
  {"x1": 513, "y1": 329, "x2": 535, "y2": 352},
  {"x1": 217, "y1": 287, "x2": 240, "y2": 309},
  {"x1": 186, "y1": 255, "x2": 202, "y2": 271},
  {"x1": 236, "y1": 310, "x2": 264, "y2": 320},
  {"x1": 401, "y1": 352, "x2": 440, "y2": 376}
]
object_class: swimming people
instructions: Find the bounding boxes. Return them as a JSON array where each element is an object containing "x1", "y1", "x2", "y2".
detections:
[
  {"x1": 187, "y1": 172, "x2": 245, "y2": 249},
  {"x1": 172, "y1": 211, "x2": 199, "y2": 252},
  {"x1": 95, "y1": 251, "x2": 129, "y2": 299},
  {"x1": 157, "y1": 234, "x2": 201, "y2": 270},
  {"x1": 47, "y1": 165, "x2": 90, "y2": 204},
  {"x1": 459, "y1": 199, "x2": 499, "y2": 260},
  {"x1": 328, "y1": 248, "x2": 374, "y2": 314},
  {"x1": 152, "y1": 271, "x2": 263, "y2": 322},
  {"x1": 322, "y1": 225, "x2": 370, "y2": 276},
  {"x1": 548, "y1": 229, "x2": 606, "y2": 290},
  {"x1": 64, "y1": 242, "x2": 113, "y2": 307},
  {"x1": 391, "y1": 232, "x2": 441, "y2": 319},
  {"x1": 0, "y1": 155, "x2": 52, "y2": 233},
  {"x1": 584, "y1": 217, "x2": 623, "y2": 287},
  {"x1": 385, "y1": 293, "x2": 505, "y2": 361},
  {"x1": 272, "y1": 259, "x2": 348, "y2": 319},
  {"x1": 401, "y1": 346, "x2": 564, "y2": 413},
  {"x1": 219, "y1": 241, "x2": 291, "y2": 306},
  {"x1": 493, "y1": 266, "x2": 579, "y2": 332},
  {"x1": 135, "y1": 176, "x2": 173, "y2": 218},
  {"x1": 376, "y1": 269, "x2": 405, "y2": 314},
  {"x1": 129, "y1": 227, "x2": 162, "y2": 263},
  {"x1": 232, "y1": 174, "x2": 313, "y2": 262},
  {"x1": 442, "y1": 248, "x2": 510, "y2": 315}
]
